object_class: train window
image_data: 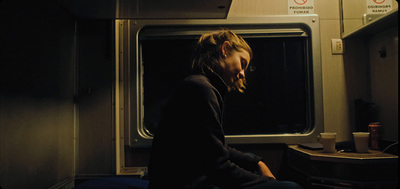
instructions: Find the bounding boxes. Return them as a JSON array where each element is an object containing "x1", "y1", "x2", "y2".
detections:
[
  {"x1": 223, "y1": 37, "x2": 311, "y2": 135},
  {"x1": 123, "y1": 16, "x2": 324, "y2": 147}
]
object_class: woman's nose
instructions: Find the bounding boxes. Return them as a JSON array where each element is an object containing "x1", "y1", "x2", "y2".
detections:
[{"x1": 238, "y1": 70, "x2": 245, "y2": 79}]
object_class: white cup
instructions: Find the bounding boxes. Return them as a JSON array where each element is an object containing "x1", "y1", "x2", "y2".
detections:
[
  {"x1": 320, "y1": 132, "x2": 337, "y2": 153},
  {"x1": 353, "y1": 132, "x2": 370, "y2": 153}
]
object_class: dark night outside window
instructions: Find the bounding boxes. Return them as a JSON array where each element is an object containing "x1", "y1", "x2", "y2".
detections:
[{"x1": 141, "y1": 36, "x2": 313, "y2": 136}]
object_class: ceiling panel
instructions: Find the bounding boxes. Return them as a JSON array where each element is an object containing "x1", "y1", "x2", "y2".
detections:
[{"x1": 57, "y1": 0, "x2": 232, "y2": 19}]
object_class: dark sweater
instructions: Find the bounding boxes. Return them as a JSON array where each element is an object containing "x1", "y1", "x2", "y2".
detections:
[{"x1": 149, "y1": 70, "x2": 275, "y2": 189}]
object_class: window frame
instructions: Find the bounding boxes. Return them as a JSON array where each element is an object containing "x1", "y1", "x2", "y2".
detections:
[{"x1": 121, "y1": 15, "x2": 323, "y2": 148}]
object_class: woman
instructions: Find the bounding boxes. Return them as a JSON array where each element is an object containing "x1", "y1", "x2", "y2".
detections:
[{"x1": 149, "y1": 29, "x2": 302, "y2": 189}]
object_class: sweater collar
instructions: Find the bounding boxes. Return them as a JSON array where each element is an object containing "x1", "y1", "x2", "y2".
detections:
[{"x1": 202, "y1": 68, "x2": 228, "y2": 98}]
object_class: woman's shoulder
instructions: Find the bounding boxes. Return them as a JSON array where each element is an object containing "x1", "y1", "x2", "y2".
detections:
[
  {"x1": 182, "y1": 74, "x2": 213, "y2": 89},
  {"x1": 179, "y1": 74, "x2": 222, "y2": 99}
]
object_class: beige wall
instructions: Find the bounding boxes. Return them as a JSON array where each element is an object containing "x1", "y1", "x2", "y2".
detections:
[
  {"x1": 369, "y1": 27, "x2": 398, "y2": 141},
  {"x1": 0, "y1": 0, "x2": 76, "y2": 188},
  {"x1": 228, "y1": 0, "x2": 353, "y2": 142}
]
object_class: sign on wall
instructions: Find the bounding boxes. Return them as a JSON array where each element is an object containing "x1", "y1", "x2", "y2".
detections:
[
  {"x1": 288, "y1": 0, "x2": 314, "y2": 15},
  {"x1": 367, "y1": 0, "x2": 393, "y2": 14}
]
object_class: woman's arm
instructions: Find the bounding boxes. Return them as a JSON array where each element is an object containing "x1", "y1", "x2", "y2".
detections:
[{"x1": 258, "y1": 161, "x2": 276, "y2": 179}]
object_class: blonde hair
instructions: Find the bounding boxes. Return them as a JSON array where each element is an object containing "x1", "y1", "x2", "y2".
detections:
[{"x1": 192, "y1": 29, "x2": 252, "y2": 93}]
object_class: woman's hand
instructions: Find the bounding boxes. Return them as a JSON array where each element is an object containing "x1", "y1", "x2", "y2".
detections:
[{"x1": 258, "y1": 161, "x2": 276, "y2": 179}]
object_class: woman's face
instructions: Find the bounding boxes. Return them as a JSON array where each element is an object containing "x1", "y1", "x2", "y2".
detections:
[{"x1": 222, "y1": 47, "x2": 250, "y2": 91}]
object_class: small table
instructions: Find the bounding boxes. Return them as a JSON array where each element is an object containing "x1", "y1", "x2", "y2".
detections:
[{"x1": 288, "y1": 145, "x2": 398, "y2": 188}]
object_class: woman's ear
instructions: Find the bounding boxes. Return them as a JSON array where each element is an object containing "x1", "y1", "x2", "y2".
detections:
[{"x1": 221, "y1": 41, "x2": 231, "y2": 57}]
